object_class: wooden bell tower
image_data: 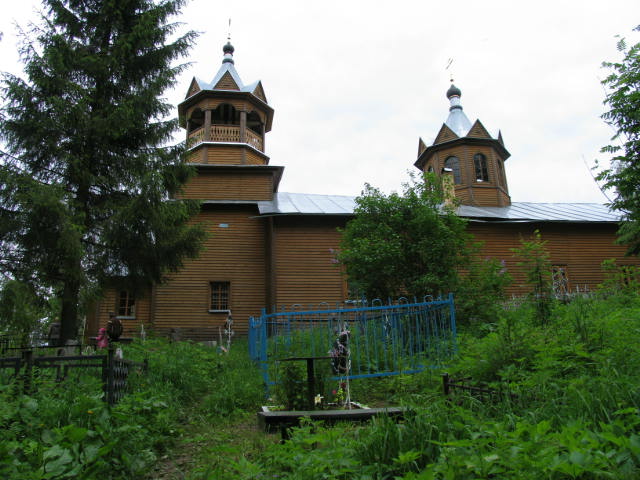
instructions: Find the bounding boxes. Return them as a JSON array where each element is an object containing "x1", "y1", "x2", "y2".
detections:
[
  {"x1": 175, "y1": 41, "x2": 282, "y2": 203},
  {"x1": 415, "y1": 83, "x2": 511, "y2": 207}
]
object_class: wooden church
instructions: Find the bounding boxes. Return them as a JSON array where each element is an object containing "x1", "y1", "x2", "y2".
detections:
[{"x1": 87, "y1": 42, "x2": 639, "y2": 339}]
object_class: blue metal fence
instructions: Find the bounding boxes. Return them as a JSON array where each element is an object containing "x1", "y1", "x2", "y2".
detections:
[{"x1": 249, "y1": 294, "x2": 456, "y2": 387}]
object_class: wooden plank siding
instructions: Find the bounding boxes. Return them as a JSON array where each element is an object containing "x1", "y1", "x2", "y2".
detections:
[
  {"x1": 90, "y1": 289, "x2": 152, "y2": 338},
  {"x1": 151, "y1": 208, "x2": 268, "y2": 338},
  {"x1": 272, "y1": 216, "x2": 348, "y2": 308},
  {"x1": 467, "y1": 222, "x2": 640, "y2": 296},
  {"x1": 204, "y1": 147, "x2": 245, "y2": 165},
  {"x1": 185, "y1": 145, "x2": 268, "y2": 166},
  {"x1": 177, "y1": 171, "x2": 274, "y2": 201},
  {"x1": 421, "y1": 143, "x2": 510, "y2": 207}
]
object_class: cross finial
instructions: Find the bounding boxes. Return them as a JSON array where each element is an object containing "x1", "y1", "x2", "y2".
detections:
[{"x1": 446, "y1": 57, "x2": 454, "y2": 84}]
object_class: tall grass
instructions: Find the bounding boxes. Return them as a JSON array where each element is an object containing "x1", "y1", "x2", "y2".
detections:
[
  {"x1": 220, "y1": 291, "x2": 640, "y2": 479},
  {"x1": 0, "y1": 338, "x2": 264, "y2": 479}
]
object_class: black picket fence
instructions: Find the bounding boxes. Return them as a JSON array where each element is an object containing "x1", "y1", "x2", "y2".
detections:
[{"x1": 0, "y1": 345, "x2": 148, "y2": 405}]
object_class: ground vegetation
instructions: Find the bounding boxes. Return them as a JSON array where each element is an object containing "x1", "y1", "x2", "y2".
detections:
[{"x1": 2, "y1": 263, "x2": 639, "y2": 478}]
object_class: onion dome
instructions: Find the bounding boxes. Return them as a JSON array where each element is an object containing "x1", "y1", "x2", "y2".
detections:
[
  {"x1": 444, "y1": 82, "x2": 471, "y2": 136},
  {"x1": 446, "y1": 83, "x2": 462, "y2": 99},
  {"x1": 222, "y1": 41, "x2": 235, "y2": 64}
]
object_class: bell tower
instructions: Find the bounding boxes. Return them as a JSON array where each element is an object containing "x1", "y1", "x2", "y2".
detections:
[
  {"x1": 175, "y1": 41, "x2": 282, "y2": 203},
  {"x1": 415, "y1": 83, "x2": 511, "y2": 207},
  {"x1": 178, "y1": 41, "x2": 274, "y2": 167}
]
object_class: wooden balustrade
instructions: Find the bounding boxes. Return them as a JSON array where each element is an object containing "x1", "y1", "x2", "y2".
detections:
[
  {"x1": 187, "y1": 124, "x2": 263, "y2": 151},
  {"x1": 245, "y1": 129, "x2": 264, "y2": 151},
  {"x1": 187, "y1": 127, "x2": 204, "y2": 146},
  {"x1": 211, "y1": 124, "x2": 241, "y2": 142}
]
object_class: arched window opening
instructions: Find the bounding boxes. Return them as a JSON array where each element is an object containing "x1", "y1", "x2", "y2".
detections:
[
  {"x1": 427, "y1": 165, "x2": 435, "y2": 173},
  {"x1": 212, "y1": 103, "x2": 239, "y2": 125},
  {"x1": 444, "y1": 156, "x2": 462, "y2": 184},
  {"x1": 188, "y1": 108, "x2": 204, "y2": 132},
  {"x1": 247, "y1": 111, "x2": 263, "y2": 136},
  {"x1": 474, "y1": 153, "x2": 489, "y2": 182}
]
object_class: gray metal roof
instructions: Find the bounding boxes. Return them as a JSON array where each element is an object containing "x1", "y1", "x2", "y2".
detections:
[
  {"x1": 257, "y1": 192, "x2": 620, "y2": 223},
  {"x1": 445, "y1": 102, "x2": 472, "y2": 137},
  {"x1": 195, "y1": 59, "x2": 264, "y2": 98},
  {"x1": 457, "y1": 202, "x2": 621, "y2": 223},
  {"x1": 258, "y1": 192, "x2": 356, "y2": 216}
]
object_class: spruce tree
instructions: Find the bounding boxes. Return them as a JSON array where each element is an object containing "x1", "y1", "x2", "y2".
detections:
[{"x1": 0, "y1": 0, "x2": 205, "y2": 344}]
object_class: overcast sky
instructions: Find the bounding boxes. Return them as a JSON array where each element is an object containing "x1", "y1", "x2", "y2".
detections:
[{"x1": 2, "y1": 0, "x2": 639, "y2": 203}]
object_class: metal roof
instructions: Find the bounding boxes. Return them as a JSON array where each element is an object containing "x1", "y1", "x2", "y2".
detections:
[
  {"x1": 258, "y1": 192, "x2": 356, "y2": 216},
  {"x1": 257, "y1": 193, "x2": 620, "y2": 223},
  {"x1": 457, "y1": 202, "x2": 621, "y2": 223}
]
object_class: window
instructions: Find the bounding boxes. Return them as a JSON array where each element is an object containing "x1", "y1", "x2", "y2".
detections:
[
  {"x1": 117, "y1": 291, "x2": 135, "y2": 317},
  {"x1": 551, "y1": 265, "x2": 570, "y2": 299},
  {"x1": 210, "y1": 282, "x2": 230, "y2": 311},
  {"x1": 474, "y1": 153, "x2": 489, "y2": 182},
  {"x1": 444, "y1": 156, "x2": 461, "y2": 184}
]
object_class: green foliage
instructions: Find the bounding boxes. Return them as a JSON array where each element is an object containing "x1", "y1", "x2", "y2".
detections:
[
  {"x1": 597, "y1": 25, "x2": 640, "y2": 255},
  {"x1": 601, "y1": 259, "x2": 640, "y2": 295},
  {"x1": 218, "y1": 291, "x2": 640, "y2": 480},
  {"x1": 338, "y1": 173, "x2": 470, "y2": 299},
  {"x1": 512, "y1": 230, "x2": 554, "y2": 325},
  {"x1": 455, "y1": 254, "x2": 512, "y2": 325},
  {"x1": 273, "y1": 361, "x2": 308, "y2": 410},
  {"x1": 0, "y1": 279, "x2": 56, "y2": 341},
  {"x1": 0, "y1": 0, "x2": 206, "y2": 343},
  {"x1": 0, "y1": 338, "x2": 265, "y2": 479}
]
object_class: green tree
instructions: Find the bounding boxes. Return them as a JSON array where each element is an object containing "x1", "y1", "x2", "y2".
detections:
[
  {"x1": 0, "y1": 0, "x2": 205, "y2": 344},
  {"x1": 597, "y1": 25, "x2": 640, "y2": 255},
  {"x1": 512, "y1": 230, "x2": 553, "y2": 325},
  {"x1": 338, "y1": 173, "x2": 470, "y2": 299},
  {"x1": 0, "y1": 279, "x2": 56, "y2": 345}
]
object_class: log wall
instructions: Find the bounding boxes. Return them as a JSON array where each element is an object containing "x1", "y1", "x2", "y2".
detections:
[
  {"x1": 150, "y1": 207, "x2": 267, "y2": 338},
  {"x1": 467, "y1": 222, "x2": 640, "y2": 296},
  {"x1": 177, "y1": 170, "x2": 274, "y2": 201},
  {"x1": 272, "y1": 216, "x2": 348, "y2": 308}
]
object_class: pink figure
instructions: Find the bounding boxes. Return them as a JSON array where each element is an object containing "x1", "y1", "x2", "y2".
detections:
[{"x1": 96, "y1": 327, "x2": 109, "y2": 349}]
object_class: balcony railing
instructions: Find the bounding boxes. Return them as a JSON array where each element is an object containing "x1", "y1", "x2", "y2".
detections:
[{"x1": 187, "y1": 124, "x2": 263, "y2": 152}]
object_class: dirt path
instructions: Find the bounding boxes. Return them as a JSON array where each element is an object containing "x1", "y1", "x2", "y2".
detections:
[{"x1": 146, "y1": 412, "x2": 278, "y2": 479}]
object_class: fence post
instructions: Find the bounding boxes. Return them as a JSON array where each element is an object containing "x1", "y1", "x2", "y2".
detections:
[
  {"x1": 442, "y1": 372, "x2": 450, "y2": 396},
  {"x1": 448, "y1": 293, "x2": 457, "y2": 355},
  {"x1": 105, "y1": 345, "x2": 115, "y2": 405},
  {"x1": 22, "y1": 350, "x2": 33, "y2": 395}
]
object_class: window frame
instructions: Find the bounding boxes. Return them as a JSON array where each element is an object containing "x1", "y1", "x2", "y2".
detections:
[
  {"x1": 444, "y1": 156, "x2": 462, "y2": 185},
  {"x1": 116, "y1": 290, "x2": 136, "y2": 319},
  {"x1": 473, "y1": 153, "x2": 489, "y2": 183},
  {"x1": 209, "y1": 281, "x2": 231, "y2": 313}
]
